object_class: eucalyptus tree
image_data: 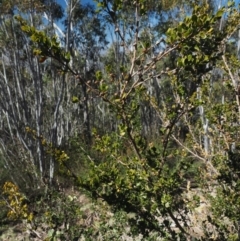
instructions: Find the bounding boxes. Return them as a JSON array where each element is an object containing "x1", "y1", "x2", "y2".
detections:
[
  {"x1": 62, "y1": 0, "x2": 108, "y2": 144},
  {"x1": 0, "y1": 0, "x2": 71, "y2": 187},
  {"x1": 0, "y1": 12, "x2": 45, "y2": 188}
]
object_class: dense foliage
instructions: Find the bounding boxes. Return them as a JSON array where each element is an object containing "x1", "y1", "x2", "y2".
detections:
[{"x1": 1, "y1": 0, "x2": 240, "y2": 240}]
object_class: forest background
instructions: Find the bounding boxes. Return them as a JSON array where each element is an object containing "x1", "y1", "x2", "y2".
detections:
[{"x1": 1, "y1": 0, "x2": 240, "y2": 240}]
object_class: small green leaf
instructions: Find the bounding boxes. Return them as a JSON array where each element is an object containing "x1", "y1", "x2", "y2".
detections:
[
  {"x1": 227, "y1": 1, "x2": 234, "y2": 7},
  {"x1": 187, "y1": 55, "x2": 193, "y2": 62},
  {"x1": 192, "y1": 15, "x2": 197, "y2": 23},
  {"x1": 20, "y1": 25, "x2": 30, "y2": 32},
  {"x1": 72, "y1": 96, "x2": 79, "y2": 103},
  {"x1": 215, "y1": 9, "x2": 224, "y2": 19},
  {"x1": 95, "y1": 71, "x2": 102, "y2": 81}
]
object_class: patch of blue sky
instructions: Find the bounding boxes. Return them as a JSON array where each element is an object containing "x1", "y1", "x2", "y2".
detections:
[{"x1": 56, "y1": 0, "x2": 96, "y2": 9}]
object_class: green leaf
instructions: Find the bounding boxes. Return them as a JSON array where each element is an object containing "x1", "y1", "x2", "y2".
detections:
[
  {"x1": 199, "y1": 32, "x2": 207, "y2": 39},
  {"x1": 20, "y1": 25, "x2": 30, "y2": 32},
  {"x1": 33, "y1": 49, "x2": 42, "y2": 56},
  {"x1": 187, "y1": 55, "x2": 193, "y2": 62},
  {"x1": 194, "y1": 45, "x2": 200, "y2": 51},
  {"x1": 192, "y1": 14, "x2": 197, "y2": 23},
  {"x1": 72, "y1": 96, "x2": 79, "y2": 103},
  {"x1": 227, "y1": 1, "x2": 234, "y2": 7},
  {"x1": 65, "y1": 52, "x2": 71, "y2": 62},
  {"x1": 95, "y1": 71, "x2": 102, "y2": 80},
  {"x1": 215, "y1": 9, "x2": 225, "y2": 19},
  {"x1": 203, "y1": 55, "x2": 209, "y2": 62}
]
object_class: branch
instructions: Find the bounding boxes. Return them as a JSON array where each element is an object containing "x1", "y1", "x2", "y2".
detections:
[
  {"x1": 222, "y1": 54, "x2": 240, "y2": 121},
  {"x1": 171, "y1": 134, "x2": 219, "y2": 176}
]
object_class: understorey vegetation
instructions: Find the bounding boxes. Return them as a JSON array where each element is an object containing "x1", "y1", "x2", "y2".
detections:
[{"x1": 1, "y1": 0, "x2": 240, "y2": 240}]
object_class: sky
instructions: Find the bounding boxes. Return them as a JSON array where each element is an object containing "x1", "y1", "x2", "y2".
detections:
[
  {"x1": 56, "y1": 0, "x2": 96, "y2": 9},
  {"x1": 53, "y1": 0, "x2": 97, "y2": 37},
  {"x1": 55, "y1": 0, "x2": 240, "y2": 8}
]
